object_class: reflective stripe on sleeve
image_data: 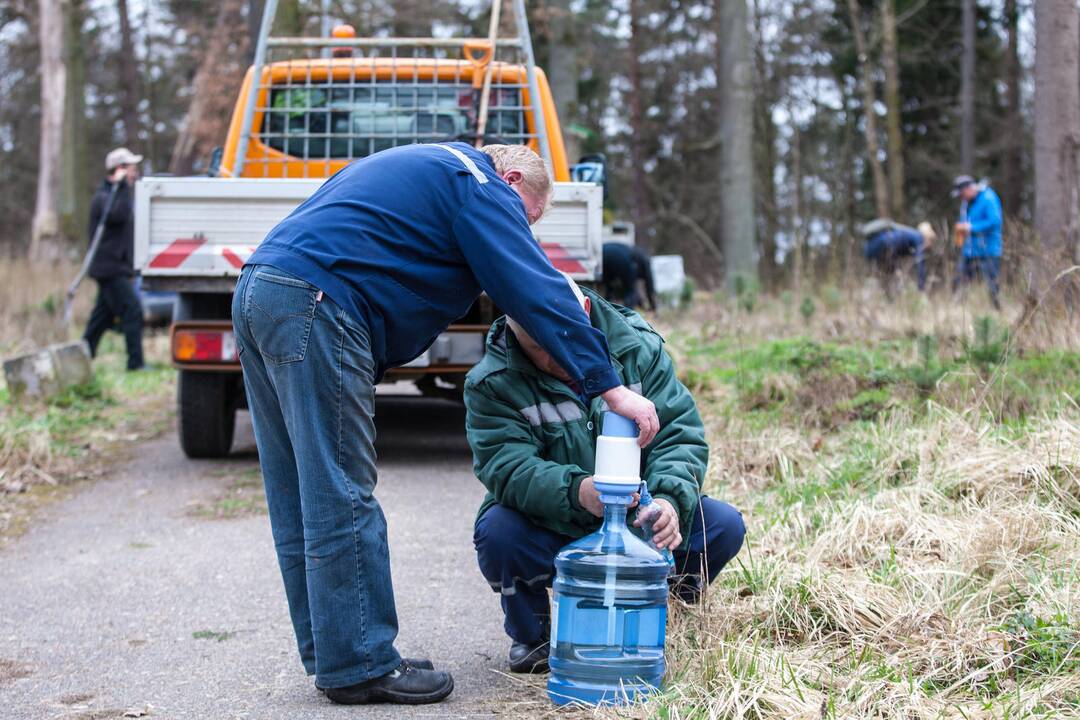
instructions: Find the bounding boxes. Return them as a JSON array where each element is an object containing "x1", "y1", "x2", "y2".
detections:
[{"x1": 437, "y1": 144, "x2": 490, "y2": 184}]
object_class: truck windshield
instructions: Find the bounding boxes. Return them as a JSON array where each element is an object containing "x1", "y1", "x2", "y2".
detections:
[{"x1": 261, "y1": 83, "x2": 527, "y2": 159}]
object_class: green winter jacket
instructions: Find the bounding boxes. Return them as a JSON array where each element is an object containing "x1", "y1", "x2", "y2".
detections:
[{"x1": 463, "y1": 288, "x2": 708, "y2": 549}]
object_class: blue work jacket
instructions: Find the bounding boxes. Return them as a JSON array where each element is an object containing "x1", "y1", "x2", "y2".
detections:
[
  {"x1": 961, "y1": 187, "x2": 1003, "y2": 258},
  {"x1": 248, "y1": 142, "x2": 620, "y2": 397}
]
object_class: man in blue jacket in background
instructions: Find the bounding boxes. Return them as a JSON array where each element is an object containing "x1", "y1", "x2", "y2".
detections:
[
  {"x1": 231, "y1": 143, "x2": 660, "y2": 707},
  {"x1": 951, "y1": 175, "x2": 1004, "y2": 309}
]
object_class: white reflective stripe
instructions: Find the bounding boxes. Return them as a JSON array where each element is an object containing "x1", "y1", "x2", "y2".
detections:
[
  {"x1": 518, "y1": 401, "x2": 583, "y2": 426},
  {"x1": 519, "y1": 405, "x2": 542, "y2": 426},
  {"x1": 488, "y1": 573, "x2": 552, "y2": 596},
  {"x1": 437, "y1": 144, "x2": 489, "y2": 184}
]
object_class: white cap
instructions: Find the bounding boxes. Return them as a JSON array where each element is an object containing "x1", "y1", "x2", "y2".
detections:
[{"x1": 105, "y1": 147, "x2": 143, "y2": 170}]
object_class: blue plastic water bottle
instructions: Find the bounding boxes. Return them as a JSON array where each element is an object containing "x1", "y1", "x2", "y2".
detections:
[
  {"x1": 637, "y1": 482, "x2": 676, "y2": 570},
  {"x1": 547, "y1": 412, "x2": 669, "y2": 706}
]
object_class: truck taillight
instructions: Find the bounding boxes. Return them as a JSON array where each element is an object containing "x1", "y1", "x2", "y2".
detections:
[{"x1": 173, "y1": 329, "x2": 238, "y2": 363}]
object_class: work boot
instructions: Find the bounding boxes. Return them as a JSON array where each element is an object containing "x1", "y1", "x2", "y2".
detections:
[
  {"x1": 317, "y1": 658, "x2": 434, "y2": 693},
  {"x1": 323, "y1": 661, "x2": 453, "y2": 705},
  {"x1": 508, "y1": 640, "x2": 549, "y2": 674}
]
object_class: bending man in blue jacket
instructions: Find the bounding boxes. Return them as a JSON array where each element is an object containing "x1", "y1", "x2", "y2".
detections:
[
  {"x1": 861, "y1": 219, "x2": 936, "y2": 292},
  {"x1": 951, "y1": 175, "x2": 1003, "y2": 309},
  {"x1": 232, "y1": 143, "x2": 659, "y2": 706}
]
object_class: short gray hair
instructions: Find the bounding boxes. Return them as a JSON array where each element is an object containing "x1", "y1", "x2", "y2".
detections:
[{"x1": 480, "y1": 144, "x2": 553, "y2": 200}]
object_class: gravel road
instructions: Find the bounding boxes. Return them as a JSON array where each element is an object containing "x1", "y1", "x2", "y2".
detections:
[{"x1": 0, "y1": 394, "x2": 545, "y2": 719}]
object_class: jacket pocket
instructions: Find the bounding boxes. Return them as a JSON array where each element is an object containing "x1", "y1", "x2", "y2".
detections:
[{"x1": 247, "y1": 270, "x2": 319, "y2": 365}]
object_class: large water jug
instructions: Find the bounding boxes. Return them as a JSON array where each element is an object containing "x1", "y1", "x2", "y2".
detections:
[{"x1": 547, "y1": 412, "x2": 670, "y2": 706}]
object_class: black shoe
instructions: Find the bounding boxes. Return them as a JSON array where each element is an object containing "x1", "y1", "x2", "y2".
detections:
[
  {"x1": 508, "y1": 640, "x2": 549, "y2": 674},
  {"x1": 316, "y1": 658, "x2": 435, "y2": 693},
  {"x1": 324, "y1": 661, "x2": 453, "y2": 705}
]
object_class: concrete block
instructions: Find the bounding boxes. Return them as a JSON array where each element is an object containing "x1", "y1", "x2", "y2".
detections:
[{"x1": 2, "y1": 341, "x2": 93, "y2": 401}]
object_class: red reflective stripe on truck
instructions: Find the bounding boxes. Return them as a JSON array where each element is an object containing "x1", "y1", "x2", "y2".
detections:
[
  {"x1": 148, "y1": 235, "x2": 207, "y2": 269},
  {"x1": 221, "y1": 248, "x2": 245, "y2": 268},
  {"x1": 541, "y1": 242, "x2": 587, "y2": 274}
]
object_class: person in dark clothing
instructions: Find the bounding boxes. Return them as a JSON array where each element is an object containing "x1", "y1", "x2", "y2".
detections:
[
  {"x1": 861, "y1": 219, "x2": 936, "y2": 292},
  {"x1": 82, "y1": 147, "x2": 144, "y2": 371},
  {"x1": 603, "y1": 242, "x2": 657, "y2": 310}
]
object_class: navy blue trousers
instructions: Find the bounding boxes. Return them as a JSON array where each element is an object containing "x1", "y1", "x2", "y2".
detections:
[
  {"x1": 953, "y1": 256, "x2": 1001, "y2": 306},
  {"x1": 474, "y1": 497, "x2": 745, "y2": 644}
]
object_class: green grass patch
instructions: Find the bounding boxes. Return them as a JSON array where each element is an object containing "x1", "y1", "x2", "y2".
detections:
[
  {"x1": 188, "y1": 467, "x2": 266, "y2": 520},
  {"x1": 192, "y1": 629, "x2": 236, "y2": 642},
  {"x1": 679, "y1": 333, "x2": 1080, "y2": 429}
]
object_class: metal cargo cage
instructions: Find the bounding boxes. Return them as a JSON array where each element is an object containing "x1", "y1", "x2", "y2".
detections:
[{"x1": 227, "y1": 0, "x2": 553, "y2": 179}]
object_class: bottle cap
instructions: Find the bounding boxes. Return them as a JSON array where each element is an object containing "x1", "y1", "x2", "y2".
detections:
[
  {"x1": 602, "y1": 411, "x2": 638, "y2": 438},
  {"x1": 638, "y1": 481, "x2": 653, "y2": 505}
]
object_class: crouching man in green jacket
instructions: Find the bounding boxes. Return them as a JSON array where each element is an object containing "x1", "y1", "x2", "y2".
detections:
[{"x1": 464, "y1": 279, "x2": 745, "y2": 674}]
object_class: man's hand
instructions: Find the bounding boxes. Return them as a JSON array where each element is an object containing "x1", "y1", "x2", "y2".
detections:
[
  {"x1": 600, "y1": 385, "x2": 659, "y2": 447},
  {"x1": 633, "y1": 498, "x2": 681, "y2": 550},
  {"x1": 578, "y1": 477, "x2": 638, "y2": 518},
  {"x1": 110, "y1": 166, "x2": 128, "y2": 184}
]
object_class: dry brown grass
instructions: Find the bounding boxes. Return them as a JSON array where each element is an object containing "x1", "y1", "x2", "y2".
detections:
[
  {"x1": 0, "y1": 256, "x2": 96, "y2": 355},
  {"x1": 588, "y1": 289, "x2": 1080, "y2": 719}
]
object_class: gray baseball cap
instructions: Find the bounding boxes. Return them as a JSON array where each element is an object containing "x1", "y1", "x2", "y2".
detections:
[
  {"x1": 951, "y1": 174, "x2": 976, "y2": 197},
  {"x1": 105, "y1": 147, "x2": 143, "y2": 170}
]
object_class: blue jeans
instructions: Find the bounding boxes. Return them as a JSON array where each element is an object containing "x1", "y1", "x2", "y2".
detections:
[
  {"x1": 232, "y1": 265, "x2": 401, "y2": 689},
  {"x1": 474, "y1": 498, "x2": 745, "y2": 644}
]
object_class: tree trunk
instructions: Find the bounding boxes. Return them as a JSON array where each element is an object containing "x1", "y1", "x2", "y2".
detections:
[
  {"x1": 752, "y1": 0, "x2": 779, "y2": 290},
  {"x1": 116, "y1": 0, "x2": 141, "y2": 147},
  {"x1": 960, "y1": 0, "x2": 976, "y2": 172},
  {"x1": 1033, "y1": 0, "x2": 1080, "y2": 301},
  {"x1": 844, "y1": 0, "x2": 889, "y2": 220},
  {"x1": 880, "y1": 0, "x2": 905, "y2": 221},
  {"x1": 1003, "y1": 0, "x2": 1023, "y2": 214},
  {"x1": 717, "y1": 0, "x2": 758, "y2": 289},
  {"x1": 546, "y1": 0, "x2": 580, "y2": 162},
  {"x1": 840, "y1": 81, "x2": 858, "y2": 288},
  {"x1": 30, "y1": 0, "x2": 67, "y2": 260},
  {"x1": 60, "y1": 0, "x2": 88, "y2": 245},
  {"x1": 169, "y1": 0, "x2": 248, "y2": 175},
  {"x1": 790, "y1": 108, "x2": 804, "y2": 297},
  {"x1": 626, "y1": 0, "x2": 654, "y2": 247},
  {"x1": 142, "y1": 0, "x2": 158, "y2": 171}
]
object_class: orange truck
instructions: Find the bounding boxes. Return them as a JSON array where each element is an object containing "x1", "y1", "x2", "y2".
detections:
[{"x1": 134, "y1": 1, "x2": 605, "y2": 458}]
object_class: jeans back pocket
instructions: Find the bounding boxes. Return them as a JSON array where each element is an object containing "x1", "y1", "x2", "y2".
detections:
[{"x1": 247, "y1": 270, "x2": 319, "y2": 365}]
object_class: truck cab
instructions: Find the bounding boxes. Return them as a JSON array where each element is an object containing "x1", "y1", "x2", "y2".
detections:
[{"x1": 135, "y1": 13, "x2": 604, "y2": 458}]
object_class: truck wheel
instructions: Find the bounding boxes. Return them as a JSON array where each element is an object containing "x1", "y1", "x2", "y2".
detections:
[{"x1": 178, "y1": 370, "x2": 236, "y2": 458}]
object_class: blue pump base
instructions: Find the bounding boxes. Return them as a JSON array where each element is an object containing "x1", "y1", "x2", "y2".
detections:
[{"x1": 547, "y1": 672, "x2": 661, "y2": 707}]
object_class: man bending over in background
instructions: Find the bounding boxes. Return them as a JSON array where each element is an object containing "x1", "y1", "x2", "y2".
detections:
[
  {"x1": 861, "y1": 218, "x2": 936, "y2": 292},
  {"x1": 465, "y1": 279, "x2": 745, "y2": 674}
]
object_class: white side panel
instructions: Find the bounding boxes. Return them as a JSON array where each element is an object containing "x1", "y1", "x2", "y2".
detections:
[
  {"x1": 136, "y1": 177, "x2": 603, "y2": 281},
  {"x1": 136, "y1": 178, "x2": 324, "y2": 277},
  {"x1": 531, "y1": 183, "x2": 604, "y2": 282}
]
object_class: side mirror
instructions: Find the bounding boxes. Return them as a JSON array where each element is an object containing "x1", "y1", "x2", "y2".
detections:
[{"x1": 207, "y1": 147, "x2": 224, "y2": 177}]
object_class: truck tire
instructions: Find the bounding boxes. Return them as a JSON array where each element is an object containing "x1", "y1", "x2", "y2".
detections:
[{"x1": 178, "y1": 370, "x2": 236, "y2": 458}]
